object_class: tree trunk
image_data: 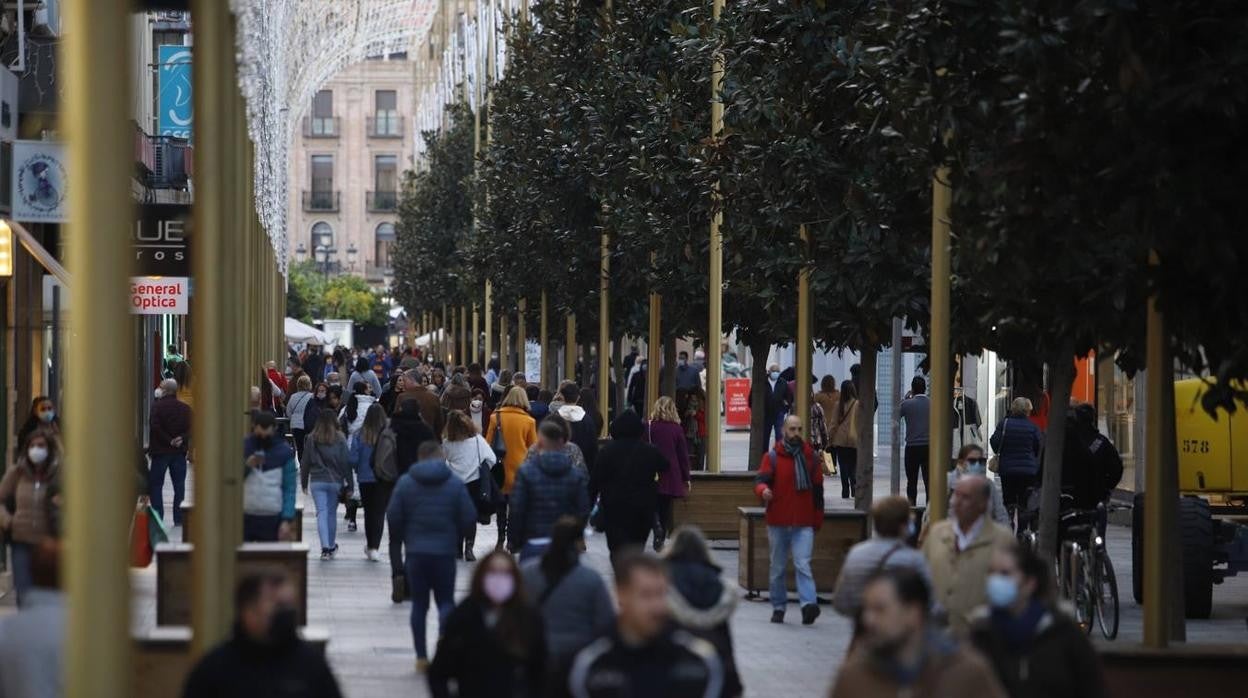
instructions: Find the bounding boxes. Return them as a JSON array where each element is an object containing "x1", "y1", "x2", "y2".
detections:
[
  {"x1": 854, "y1": 346, "x2": 878, "y2": 512},
  {"x1": 613, "y1": 336, "x2": 626, "y2": 425},
  {"x1": 662, "y1": 335, "x2": 678, "y2": 398},
  {"x1": 1037, "y1": 347, "x2": 1076, "y2": 555},
  {"x1": 748, "y1": 339, "x2": 771, "y2": 469}
]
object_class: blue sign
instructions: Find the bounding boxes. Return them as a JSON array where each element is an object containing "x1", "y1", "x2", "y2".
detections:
[{"x1": 158, "y1": 45, "x2": 192, "y2": 139}]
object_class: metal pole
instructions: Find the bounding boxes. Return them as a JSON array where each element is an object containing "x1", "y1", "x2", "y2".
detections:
[
  {"x1": 566, "y1": 314, "x2": 577, "y2": 382},
  {"x1": 539, "y1": 291, "x2": 549, "y2": 386},
  {"x1": 705, "y1": 0, "x2": 725, "y2": 472},
  {"x1": 517, "y1": 298, "x2": 527, "y2": 376},
  {"x1": 472, "y1": 303, "x2": 480, "y2": 365},
  {"x1": 599, "y1": 233, "x2": 611, "y2": 436},
  {"x1": 500, "y1": 315, "x2": 509, "y2": 371},
  {"x1": 64, "y1": 1, "x2": 133, "y2": 694},
  {"x1": 442, "y1": 304, "x2": 449, "y2": 364},
  {"x1": 484, "y1": 282, "x2": 493, "y2": 367},
  {"x1": 795, "y1": 225, "x2": 812, "y2": 432},
  {"x1": 927, "y1": 158, "x2": 952, "y2": 522},
  {"x1": 647, "y1": 276, "x2": 661, "y2": 413},
  {"x1": 890, "y1": 317, "x2": 903, "y2": 496},
  {"x1": 460, "y1": 305, "x2": 468, "y2": 366}
]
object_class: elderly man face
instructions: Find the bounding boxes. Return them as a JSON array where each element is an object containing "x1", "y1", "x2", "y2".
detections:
[{"x1": 951, "y1": 475, "x2": 990, "y2": 530}]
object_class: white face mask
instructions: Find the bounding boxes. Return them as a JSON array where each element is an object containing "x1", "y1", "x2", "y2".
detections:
[
  {"x1": 470, "y1": 399, "x2": 483, "y2": 412},
  {"x1": 483, "y1": 572, "x2": 515, "y2": 605},
  {"x1": 27, "y1": 446, "x2": 48, "y2": 465}
]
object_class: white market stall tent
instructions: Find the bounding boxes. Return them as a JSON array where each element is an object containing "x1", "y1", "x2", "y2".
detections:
[{"x1": 285, "y1": 317, "x2": 335, "y2": 346}]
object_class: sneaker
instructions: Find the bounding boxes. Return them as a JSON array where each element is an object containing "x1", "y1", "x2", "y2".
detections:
[
  {"x1": 320, "y1": 548, "x2": 331, "y2": 560},
  {"x1": 464, "y1": 547, "x2": 476, "y2": 562},
  {"x1": 347, "y1": 521, "x2": 358, "y2": 533},
  {"x1": 770, "y1": 610, "x2": 785, "y2": 624},
  {"x1": 328, "y1": 544, "x2": 339, "y2": 559},
  {"x1": 801, "y1": 604, "x2": 821, "y2": 626},
  {"x1": 365, "y1": 548, "x2": 379, "y2": 562}
]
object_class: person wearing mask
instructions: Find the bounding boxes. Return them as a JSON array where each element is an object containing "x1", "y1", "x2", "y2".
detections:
[
  {"x1": 441, "y1": 372, "x2": 473, "y2": 413},
  {"x1": 521, "y1": 517, "x2": 613, "y2": 680},
  {"x1": 921, "y1": 475, "x2": 1015, "y2": 637},
  {"x1": 386, "y1": 441, "x2": 477, "y2": 671},
  {"x1": 16, "y1": 397, "x2": 59, "y2": 453},
  {"x1": 350, "y1": 404, "x2": 389, "y2": 561},
  {"x1": 486, "y1": 386, "x2": 539, "y2": 551},
  {"x1": 285, "y1": 375, "x2": 316, "y2": 459},
  {"x1": 265, "y1": 360, "x2": 289, "y2": 401},
  {"x1": 567, "y1": 553, "x2": 723, "y2": 698},
  {"x1": 646, "y1": 397, "x2": 690, "y2": 552},
  {"x1": 324, "y1": 384, "x2": 344, "y2": 417},
  {"x1": 242, "y1": 411, "x2": 298, "y2": 542},
  {"x1": 300, "y1": 410, "x2": 353, "y2": 560},
  {"x1": 345, "y1": 356, "x2": 383, "y2": 401},
  {"x1": 833, "y1": 496, "x2": 932, "y2": 645},
  {"x1": 924, "y1": 445, "x2": 1008, "y2": 527},
  {"x1": 491, "y1": 369, "x2": 514, "y2": 407},
  {"x1": 626, "y1": 359, "x2": 648, "y2": 415},
  {"x1": 898, "y1": 376, "x2": 932, "y2": 505},
  {"x1": 182, "y1": 572, "x2": 343, "y2": 698},
  {"x1": 442, "y1": 409, "x2": 497, "y2": 561},
  {"x1": 829, "y1": 380, "x2": 860, "y2": 499},
  {"x1": 813, "y1": 375, "x2": 841, "y2": 444},
  {"x1": 830, "y1": 568, "x2": 1007, "y2": 698},
  {"x1": 469, "y1": 388, "x2": 490, "y2": 433},
  {"x1": 404, "y1": 368, "x2": 446, "y2": 440},
  {"x1": 301, "y1": 345, "x2": 325, "y2": 389},
  {"x1": 148, "y1": 377, "x2": 192, "y2": 526},
  {"x1": 662, "y1": 527, "x2": 743, "y2": 698},
  {"x1": 302, "y1": 382, "x2": 330, "y2": 437},
  {"x1": 508, "y1": 421, "x2": 591, "y2": 561},
  {"x1": 430, "y1": 368, "x2": 448, "y2": 396},
  {"x1": 0, "y1": 430, "x2": 63, "y2": 605},
  {"x1": 259, "y1": 370, "x2": 284, "y2": 415},
  {"x1": 971, "y1": 544, "x2": 1107, "y2": 698},
  {"x1": 989, "y1": 397, "x2": 1044, "y2": 512},
  {"x1": 0, "y1": 540, "x2": 64, "y2": 698},
  {"x1": 590, "y1": 411, "x2": 669, "y2": 559},
  {"x1": 379, "y1": 371, "x2": 404, "y2": 415},
  {"x1": 556, "y1": 384, "x2": 600, "y2": 472},
  {"x1": 674, "y1": 351, "x2": 700, "y2": 392},
  {"x1": 527, "y1": 385, "x2": 550, "y2": 422},
  {"x1": 763, "y1": 363, "x2": 793, "y2": 448},
  {"x1": 682, "y1": 386, "x2": 708, "y2": 472},
  {"x1": 339, "y1": 381, "x2": 377, "y2": 439},
  {"x1": 384, "y1": 399, "x2": 437, "y2": 598},
  {"x1": 429, "y1": 551, "x2": 547, "y2": 697},
  {"x1": 754, "y1": 415, "x2": 824, "y2": 625},
  {"x1": 466, "y1": 362, "x2": 491, "y2": 397}
]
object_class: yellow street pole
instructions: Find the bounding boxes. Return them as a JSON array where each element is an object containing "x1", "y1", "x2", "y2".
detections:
[
  {"x1": 599, "y1": 233, "x2": 611, "y2": 436},
  {"x1": 539, "y1": 291, "x2": 549, "y2": 385},
  {"x1": 472, "y1": 303, "x2": 480, "y2": 365},
  {"x1": 647, "y1": 281, "x2": 662, "y2": 413},
  {"x1": 795, "y1": 224, "x2": 812, "y2": 431},
  {"x1": 442, "y1": 304, "x2": 449, "y2": 364},
  {"x1": 1143, "y1": 250, "x2": 1183, "y2": 646},
  {"x1": 566, "y1": 314, "x2": 577, "y2": 382},
  {"x1": 927, "y1": 155, "x2": 953, "y2": 522},
  {"x1": 706, "y1": 0, "x2": 726, "y2": 472},
  {"x1": 500, "y1": 315, "x2": 510, "y2": 371},
  {"x1": 64, "y1": 2, "x2": 133, "y2": 694},
  {"x1": 450, "y1": 306, "x2": 458, "y2": 365},
  {"x1": 484, "y1": 282, "x2": 493, "y2": 366},
  {"x1": 517, "y1": 297, "x2": 527, "y2": 376},
  {"x1": 460, "y1": 305, "x2": 468, "y2": 366}
]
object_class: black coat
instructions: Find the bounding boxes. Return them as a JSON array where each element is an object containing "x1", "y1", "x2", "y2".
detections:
[
  {"x1": 182, "y1": 632, "x2": 342, "y2": 698},
  {"x1": 562, "y1": 626, "x2": 724, "y2": 698},
  {"x1": 590, "y1": 411, "x2": 666, "y2": 516},
  {"x1": 763, "y1": 378, "x2": 791, "y2": 420},
  {"x1": 428, "y1": 596, "x2": 547, "y2": 698},
  {"x1": 389, "y1": 408, "x2": 436, "y2": 477},
  {"x1": 969, "y1": 607, "x2": 1106, "y2": 698}
]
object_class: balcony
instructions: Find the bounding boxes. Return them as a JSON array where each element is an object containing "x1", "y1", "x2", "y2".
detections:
[
  {"x1": 302, "y1": 190, "x2": 341, "y2": 212},
  {"x1": 134, "y1": 123, "x2": 193, "y2": 191},
  {"x1": 367, "y1": 114, "x2": 404, "y2": 138},
  {"x1": 303, "y1": 116, "x2": 340, "y2": 138},
  {"x1": 366, "y1": 190, "x2": 398, "y2": 212}
]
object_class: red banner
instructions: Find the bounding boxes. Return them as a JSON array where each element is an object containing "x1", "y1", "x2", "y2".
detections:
[{"x1": 725, "y1": 378, "x2": 752, "y2": 430}]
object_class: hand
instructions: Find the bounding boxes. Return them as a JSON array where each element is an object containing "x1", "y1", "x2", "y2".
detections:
[
  {"x1": 761, "y1": 488, "x2": 773, "y2": 503},
  {"x1": 171, "y1": 436, "x2": 184, "y2": 448},
  {"x1": 246, "y1": 453, "x2": 264, "y2": 468},
  {"x1": 685, "y1": 481, "x2": 692, "y2": 493},
  {"x1": 278, "y1": 521, "x2": 294, "y2": 542}
]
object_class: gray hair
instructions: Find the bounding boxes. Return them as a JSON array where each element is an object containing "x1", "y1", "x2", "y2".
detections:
[
  {"x1": 159, "y1": 378, "x2": 178, "y2": 394},
  {"x1": 1010, "y1": 397, "x2": 1034, "y2": 417}
]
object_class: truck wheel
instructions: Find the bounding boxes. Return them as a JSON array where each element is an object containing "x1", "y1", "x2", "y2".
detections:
[
  {"x1": 1132, "y1": 492, "x2": 1144, "y2": 604},
  {"x1": 1179, "y1": 495, "x2": 1214, "y2": 619}
]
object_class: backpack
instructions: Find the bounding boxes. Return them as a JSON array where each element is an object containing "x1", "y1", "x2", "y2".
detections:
[{"x1": 372, "y1": 428, "x2": 398, "y2": 483}]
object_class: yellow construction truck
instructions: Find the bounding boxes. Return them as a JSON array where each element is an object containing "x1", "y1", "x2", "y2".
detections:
[{"x1": 1131, "y1": 378, "x2": 1248, "y2": 618}]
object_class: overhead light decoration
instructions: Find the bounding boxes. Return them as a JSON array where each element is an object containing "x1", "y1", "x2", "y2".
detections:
[{"x1": 0, "y1": 220, "x2": 12, "y2": 277}]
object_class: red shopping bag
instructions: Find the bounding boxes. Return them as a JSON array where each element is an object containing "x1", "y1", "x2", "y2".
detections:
[{"x1": 130, "y1": 503, "x2": 153, "y2": 568}]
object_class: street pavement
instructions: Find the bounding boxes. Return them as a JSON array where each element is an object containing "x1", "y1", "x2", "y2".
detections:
[{"x1": 124, "y1": 429, "x2": 1248, "y2": 697}]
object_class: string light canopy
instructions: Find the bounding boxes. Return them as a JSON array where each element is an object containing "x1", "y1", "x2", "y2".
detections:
[{"x1": 230, "y1": 0, "x2": 438, "y2": 273}]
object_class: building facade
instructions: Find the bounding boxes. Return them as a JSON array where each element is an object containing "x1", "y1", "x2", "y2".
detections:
[{"x1": 287, "y1": 57, "x2": 414, "y2": 289}]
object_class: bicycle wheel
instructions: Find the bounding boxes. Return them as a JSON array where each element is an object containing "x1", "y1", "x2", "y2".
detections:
[
  {"x1": 1094, "y1": 552, "x2": 1120, "y2": 640},
  {"x1": 1073, "y1": 550, "x2": 1095, "y2": 634}
]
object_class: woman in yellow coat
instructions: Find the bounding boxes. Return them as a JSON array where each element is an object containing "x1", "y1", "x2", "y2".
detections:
[{"x1": 485, "y1": 386, "x2": 538, "y2": 550}]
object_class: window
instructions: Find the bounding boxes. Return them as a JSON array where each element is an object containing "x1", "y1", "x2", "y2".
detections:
[
  {"x1": 375, "y1": 223, "x2": 395, "y2": 268},
  {"x1": 310, "y1": 90, "x2": 335, "y2": 135},
  {"x1": 311, "y1": 155, "x2": 334, "y2": 192},
  {"x1": 374, "y1": 155, "x2": 397, "y2": 192},
  {"x1": 373, "y1": 90, "x2": 400, "y2": 136},
  {"x1": 311, "y1": 222, "x2": 334, "y2": 251}
]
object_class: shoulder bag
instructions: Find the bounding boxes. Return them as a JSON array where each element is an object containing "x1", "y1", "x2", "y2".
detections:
[{"x1": 989, "y1": 418, "x2": 1008, "y2": 473}]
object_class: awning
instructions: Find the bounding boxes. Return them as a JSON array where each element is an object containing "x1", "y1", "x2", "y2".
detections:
[
  {"x1": 9, "y1": 220, "x2": 70, "y2": 286},
  {"x1": 285, "y1": 317, "x2": 334, "y2": 346},
  {"x1": 413, "y1": 328, "x2": 443, "y2": 347}
]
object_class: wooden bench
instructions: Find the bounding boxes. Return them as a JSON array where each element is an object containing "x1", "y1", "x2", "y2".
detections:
[
  {"x1": 671, "y1": 472, "x2": 760, "y2": 540},
  {"x1": 1099, "y1": 644, "x2": 1248, "y2": 698},
  {"x1": 155, "y1": 542, "x2": 310, "y2": 626},
  {"x1": 134, "y1": 626, "x2": 329, "y2": 698},
  {"x1": 180, "y1": 502, "x2": 304, "y2": 543},
  {"x1": 738, "y1": 507, "x2": 868, "y2": 596}
]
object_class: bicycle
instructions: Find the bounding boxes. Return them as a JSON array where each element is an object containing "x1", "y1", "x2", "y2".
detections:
[{"x1": 1056, "y1": 501, "x2": 1119, "y2": 640}]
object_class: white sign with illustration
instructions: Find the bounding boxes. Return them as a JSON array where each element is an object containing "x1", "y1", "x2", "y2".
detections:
[{"x1": 12, "y1": 140, "x2": 68, "y2": 223}]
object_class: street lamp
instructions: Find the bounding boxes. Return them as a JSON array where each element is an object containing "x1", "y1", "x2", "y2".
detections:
[
  {"x1": 314, "y1": 244, "x2": 336, "y2": 278},
  {"x1": 346, "y1": 242, "x2": 358, "y2": 272},
  {"x1": 295, "y1": 242, "x2": 307, "y2": 263}
]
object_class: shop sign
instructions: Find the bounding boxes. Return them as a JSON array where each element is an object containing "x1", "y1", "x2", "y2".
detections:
[
  {"x1": 725, "y1": 377, "x2": 752, "y2": 430},
  {"x1": 158, "y1": 45, "x2": 193, "y2": 139},
  {"x1": 131, "y1": 276, "x2": 188, "y2": 315},
  {"x1": 11, "y1": 140, "x2": 67, "y2": 223},
  {"x1": 135, "y1": 204, "x2": 190, "y2": 276}
]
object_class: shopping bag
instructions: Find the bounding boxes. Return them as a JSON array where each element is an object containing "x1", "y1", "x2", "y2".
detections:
[
  {"x1": 130, "y1": 504, "x2": 153, "y2": 568},
  {"x1": 146, "y1": 503, "x2": 169, "y2": 548}
]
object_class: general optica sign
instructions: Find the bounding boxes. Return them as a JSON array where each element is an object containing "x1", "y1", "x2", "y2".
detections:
[{"x1": 131, "y1": 277, "x2": 188, "y2": 315}]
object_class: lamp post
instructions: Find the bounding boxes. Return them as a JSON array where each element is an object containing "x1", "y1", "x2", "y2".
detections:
[
  {"x1": 314, "y1": 244, "x2": 336, "y2": 278},
  {"x1": 295, "y1": 242, "x2": 307, "y2": 263},
  {"x1": 346, "y1": 242, "x2": 358, "y2": 273}
]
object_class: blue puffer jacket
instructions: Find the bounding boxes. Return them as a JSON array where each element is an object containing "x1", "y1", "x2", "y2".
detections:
[
  {"x1": 990, "y1": 416, "x2": 1044, "y2": 476},
  {"x1": 508, "y1": 451, "x2": 591, "y2": 550},
  {"x1": 386, "y1": 459, "x2": 476, "y2": 557}
]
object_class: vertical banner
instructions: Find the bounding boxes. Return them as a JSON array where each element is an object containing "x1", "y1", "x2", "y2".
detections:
[
  {"x1": 158, "y1": 45, "x2": 193, "y2": 139},
  {"x1": 12, "y1": 140, "x2": 68, "y2": 223},
  {"x1": 725, "y1": 377, "x2": 752, "y2": 430}
]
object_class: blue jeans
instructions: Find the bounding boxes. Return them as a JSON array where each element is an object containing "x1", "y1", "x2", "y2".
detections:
[
  {"x1": 309, "y1": 482, "x2": 341, "y2": 551},
  {"x1": 10, "y1": 542, "x2": 33, "y2": 606},
  {"x1": 767, "y1": 525, "x2": 816, "y2": 611},
  {"x1": 406, "y1": 553, "x2": 457, "y2": 659},
  {"x1": 772, "y1": 411, "x2": 787, "y2": 445},
  {"x1": 148, "y1": 453, "x2": 188, "y2": 525}
]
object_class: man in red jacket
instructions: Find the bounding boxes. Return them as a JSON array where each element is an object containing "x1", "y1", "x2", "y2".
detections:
[{"x1": 755, "y1": 414, "x2": 824, "y2": 625}]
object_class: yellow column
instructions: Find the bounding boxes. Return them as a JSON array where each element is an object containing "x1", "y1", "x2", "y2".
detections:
[
  {"x1": 484, "y1": 282, "x2": 493, "y2": 366},
  {"x1": 795, "y1": 225, "x2": 812, "y2": 430},
  {"x1": 565, "y1": 314, "x2": 577, "y2": 382},
  {"x1": 927, "y1": 155, "x2": 952, "y2": 522},
  {"x1": 539, "y1": 291, "x2": 549, "y2": 386},
  {"x1": 646, "y1": 288, "x2": 661, "y2": 414},
  {"x1": 517, "y1": 298, "x2": 527, "y2": 376},
  {"x1": 500, "y1": 315, "x2": 509, "y2": 371},
  {"x1": 460, "y1": 305, "x2": 468, "y2": 366},
  {"x1": 63, "y1": 2, "x2": 134, "y2": 695},
  {"x1": 472, "y1": 303, "x2": 480, "y2": 366},
  {"x1": 598, "y1": 233, "x2": 610, "y2": 436},
  {"x1": 441, "y1": 304, "x2": 449, "y2": 364},
  {"x1": 706, "y1": 0, "x2": 726, "y2": 472}
]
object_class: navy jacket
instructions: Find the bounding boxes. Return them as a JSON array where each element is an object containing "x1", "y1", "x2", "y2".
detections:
[
  {"x1": 386, "y1": 459, "x2": 476, "y2": 557},
  {"x1": 508, "y1": 452, "x2": 590, "y2": 550},
  {"x1": 990, "y1": 416, "x2": 1044, "y2": 477}
]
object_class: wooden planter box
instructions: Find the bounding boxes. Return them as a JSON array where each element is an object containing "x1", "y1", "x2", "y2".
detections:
[
  {"x1": 180, "y1": 501, "x2": 304, "y2": 543},
  {"x1": 134, "y1": 626, "x2": 328, "y2": 698},
  {"x1": 1100, "y1": 644, "x2": 1248, "y2": 698},
  {"x1": 155, "y1": 542, "x2": 310, "y2": 626},
  {"x1": 738, "y1": 507, "x2": 868, "y2": 596},
  {"x1": 671, "y1": 472, "x2": 761, "y2": 540}
]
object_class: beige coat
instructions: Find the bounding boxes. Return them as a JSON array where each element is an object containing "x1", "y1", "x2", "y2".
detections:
[
  {"x1": 921, "y1": 516, "x2": 1015, "y2": 637},
  {"x1": 829, "y1": 398, "x2": 859, "y2": 448},
  {"x1": 0, "y1": 457, "x2": 61, "y2": 544}
]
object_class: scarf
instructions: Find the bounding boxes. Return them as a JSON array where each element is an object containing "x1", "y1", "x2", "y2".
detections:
[
  {"x1": 990, "y1": 599, "x2": 1048, "y2": 652},
  {"x1": 781, "y1": 438, "x2": 811, "y2": 492}
]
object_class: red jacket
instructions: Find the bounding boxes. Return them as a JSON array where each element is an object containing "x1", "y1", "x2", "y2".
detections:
[{"x1": 754, "y1": 441, "x2": 823, "y2": 529}]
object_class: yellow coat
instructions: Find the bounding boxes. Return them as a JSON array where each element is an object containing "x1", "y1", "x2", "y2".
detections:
[
  {"x1": 921, "y1": 517, "x2": 1015, "y2": 637},
  {"x1": 485, "y1": 406, "x2": 538, "y2": 493}
]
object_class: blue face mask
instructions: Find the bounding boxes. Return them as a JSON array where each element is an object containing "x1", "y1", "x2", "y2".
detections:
[
  {"x1": 769, "y1": 371, "x2": 781, "y2": 381},
  {"x1": 986, "y1": 573, "x2": 1019, "y2": 608},
  {"x1": 965, "y1": 458, "x2": 988, "y2": 476},
  {"x1": 39, "y1": 410, "x2": 56, "y2": 423}
]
